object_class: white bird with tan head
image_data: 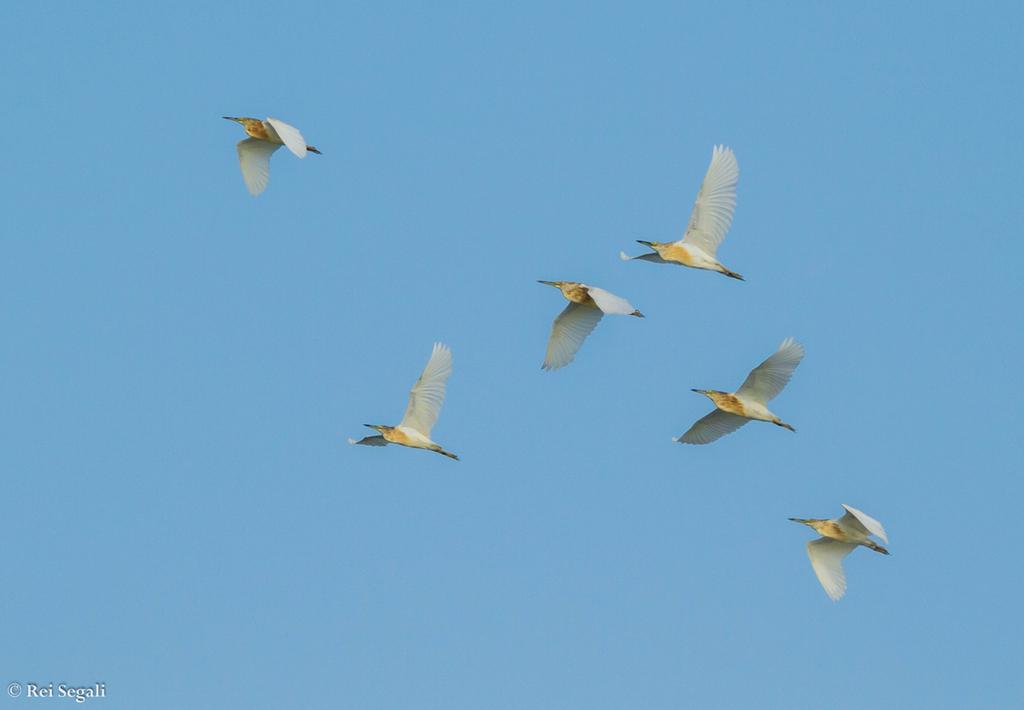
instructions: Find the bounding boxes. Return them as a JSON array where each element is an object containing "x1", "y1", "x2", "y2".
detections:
[
  {"x1": 538, "y1": 281, "x2": 644, "y2": 371},
  {"x1": 223, "y1": 116, "x2": 321, "y2": 196},
  {"x1": 621, "y1": 145, "x2": 743, "y2": 280},
  {"x1": 349, "y1": 342, "x2": 459, "y2": 460},
  {"x1": 676, "y1": 337, "x2": 804, "y2": 444},
  {"x1": 790, "y1": 504, "x2": 890, "y2": 601}
]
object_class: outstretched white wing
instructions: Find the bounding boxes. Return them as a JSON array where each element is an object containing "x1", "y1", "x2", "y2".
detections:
[
  {"x1": 676, "y1": 409, "x2": 749, "y2": 445},
  {"x1": 543, "y1": 303, "x2": 603, "y2": 371},
  {"x1": 806, "y1": 539, "x2": 857, "y2": 601},
  {"x1": 840, "y1": 504, "x2": 888, "y2": 543},
  {"x1": 736, "y1": 337, "x2": 805, "y2": 404},
  {"x1": 349, "y1": 435, "x2": 388, "y2": 447},
  {"x1": 677, "y1": 145, "x2": 739, "y2": 257},
  {"x1": 399, "y1": 343, "x2": 452, "y2": 437},
  {"x1": 620, "y1": 251, "x2": 667, "y2": 263},
  {"x1": 266, "y1": 117, "x2": 308, "y2": 158},
  {"x1": 236, "y1": 138, "x2": 281, "y2": 196},
  {"x1": 585, "y1": 286, "x2": 638, "y2": 316}
]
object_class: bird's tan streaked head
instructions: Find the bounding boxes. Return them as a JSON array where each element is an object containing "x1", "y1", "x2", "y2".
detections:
[
  {"x1": 789, "y1": 517, "x2": 829, "y2": 535},
  {"x1": 223, "y1": 116, "x2": 269, "y2": 139},
  {"x1": 224, "y1": 116, "x2": 260, "y2": 127}
]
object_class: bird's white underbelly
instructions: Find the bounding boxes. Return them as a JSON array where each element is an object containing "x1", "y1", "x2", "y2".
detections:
[
  {"x1": 735, "y1": 397, "x2": 774, "y2": 422},
  {"x1": 396, "y1": 426, "x2": 433, "y2": 447},
  {"x1": 834, "y1": 526, "x2": 870, "y2": 544},
  {"x1": 684, "y1": 245, "x2": 719, "y2": 269}
]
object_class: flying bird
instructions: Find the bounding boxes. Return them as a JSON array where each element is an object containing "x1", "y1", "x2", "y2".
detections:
[
  {"x1": 621, "y1": 145, "x2": 742, "y2": 280},
  {"x1": 349, "y1": 342, "x2": 459, "y2": 460},
  {"x1": 538, "y1": 281, "x2": 644, "y2": 371},
  {"x1": 676, "y1": 337, "x2": 804, "y2": 444},
  {"x1": 790, "y1": 504, "x2": 890, "y2": 601},
  {"x1": 223, "y1": 116, "x2": 321, "y2": 196}
]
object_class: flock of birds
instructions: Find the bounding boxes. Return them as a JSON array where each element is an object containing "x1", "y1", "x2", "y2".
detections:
[{"x1": 224, "y1": 116, "x2": 890, "y2": 602}]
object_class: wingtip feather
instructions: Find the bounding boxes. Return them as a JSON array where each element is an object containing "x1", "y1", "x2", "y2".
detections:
[{"x1": 780, "y1": 336, "x2": 805, "y2": 354}]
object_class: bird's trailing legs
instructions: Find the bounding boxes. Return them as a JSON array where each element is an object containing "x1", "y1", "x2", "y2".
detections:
[{"x1": 431, "y1": 446, "x2": 460, "y2": 461}]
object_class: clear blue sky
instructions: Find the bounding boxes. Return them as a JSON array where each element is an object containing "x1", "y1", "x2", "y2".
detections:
[{"x1": 2, "y1": 2, "x2": 1022, "y2": 708}]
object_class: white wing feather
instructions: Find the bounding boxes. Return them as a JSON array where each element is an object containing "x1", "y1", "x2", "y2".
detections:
[
  {"x1": 676, "y1": 409, "x2": 749, "y2": 445},
  {"x1": 543, "y1": 303, "x2": 603, "y2": 371},
  {"x1": 399, "y1": 343, "x2": 452, "y2": 437},
  {"x1": 620, "y1": 251, "x2": 667, "y2": 263},
  {"x1": 349, "y1": 435, "x2": 388, "y2": 447},
  {"x1": 266, "y1": 117, "x2": 308, "y2": 158},
  {"x1": 840, "y1": 504, "x2": 889, "y2": 543},
  {"x1": 678, "y1": 145, "x2": 739, "y2": 257},
  {"x1": 806, "y1": 539, "x2": 857, "y2": 601},
  {"x1": 236, "y1": 138, "x2": 280, "y2": 196},
  {"x1": 736, "y1": 337, "x2": 805, "y2": 403},
  {"x1": 584, "y1": 286, "x2": 638, "y2": 315}
]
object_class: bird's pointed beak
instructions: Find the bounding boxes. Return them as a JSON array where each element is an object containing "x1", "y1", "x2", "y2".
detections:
[
  {"x1": 223, "y1": 116, "x2": 241, "y2": 123},
  {"x1": 537, "y1": 280, "x2": 558, "y2": 287},
  {"x1": 636, "y1": 240, "x2": 655, "y2": 247},
  {"x1": 364, "y1": 424, "x2": 380, "y2": 430},
  {"x1": 788, "y1": 517, "x2": 811, "y2": 525},
  {"x1": 691, "y1": 388, "x2": 705, "y2": 394}
]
